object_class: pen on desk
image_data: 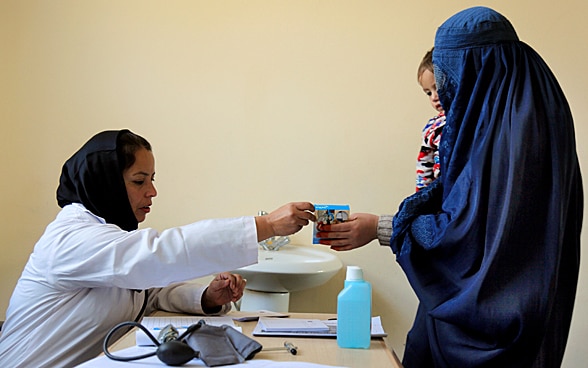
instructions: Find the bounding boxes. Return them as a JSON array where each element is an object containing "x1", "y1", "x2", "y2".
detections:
[
  {"x1": 284, "y1": 342, "x2": 298, "y2": 355},
  {"x1": 262, "y1": 341, "x2": 298, "y2": 355}
]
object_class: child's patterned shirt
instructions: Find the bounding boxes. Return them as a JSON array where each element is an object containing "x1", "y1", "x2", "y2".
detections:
[{"x1": 416, "y1": 113, "x2": 446, "y2": 191}]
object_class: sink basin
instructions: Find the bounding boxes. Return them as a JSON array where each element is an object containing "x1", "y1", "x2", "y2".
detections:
[
  {"x1": 233, "y1": 244, "x2": 343, "y2": 312},
  {"x1": 238, "y1": 244, "x2": 342, "y2": 292}
]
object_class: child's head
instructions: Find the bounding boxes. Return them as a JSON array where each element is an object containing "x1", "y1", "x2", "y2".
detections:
[{"x1": 417, "y1": 48, "x2": 444, "y2": 114}]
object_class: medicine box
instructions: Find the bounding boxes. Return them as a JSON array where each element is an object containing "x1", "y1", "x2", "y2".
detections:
[{"x1": 312, "y1": 204, "x2": 350, "y2": 244}]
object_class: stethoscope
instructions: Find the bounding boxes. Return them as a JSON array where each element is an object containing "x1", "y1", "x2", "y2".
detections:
[
  {"x1": 102, "y1": 289, "x2": 204, "y2": 366},
  {"x1": 103, "y1": 319, "x2": 202, "y2": 366},
  {"x1": 103, "y1": 289, "x2": 297, "y2": 366}
]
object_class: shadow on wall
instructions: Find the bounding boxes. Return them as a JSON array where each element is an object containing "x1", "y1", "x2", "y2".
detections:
[{"x1": 289, "y1": 268, "x2": 346, "y2": 313}]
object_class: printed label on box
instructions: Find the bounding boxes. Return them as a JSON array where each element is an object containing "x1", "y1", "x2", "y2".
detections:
[{"x1": 313, "y1": 204, "x2": 350, "y2": 244}]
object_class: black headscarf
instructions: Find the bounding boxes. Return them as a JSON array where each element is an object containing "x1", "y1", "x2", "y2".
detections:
[
  {"x1": 56, "y1": 130, "x2": 139, "y2": 231},
  {"x1": 390, "y1": 7, "x2": 583, "y2": 367}
]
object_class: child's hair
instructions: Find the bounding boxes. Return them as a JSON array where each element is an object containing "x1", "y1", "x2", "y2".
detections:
[{"x1": 417, "y1": 47, "x2": 434, "y2": 82}]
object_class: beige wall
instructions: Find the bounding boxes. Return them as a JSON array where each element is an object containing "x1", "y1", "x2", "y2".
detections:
[{"x1": 1, "y1": 0, "x2": 586, "y2": 366}]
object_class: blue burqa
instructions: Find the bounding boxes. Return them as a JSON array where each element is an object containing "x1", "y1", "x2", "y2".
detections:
[{"x1": 390, "y1": 7, "x2": 583, "y2": 367}]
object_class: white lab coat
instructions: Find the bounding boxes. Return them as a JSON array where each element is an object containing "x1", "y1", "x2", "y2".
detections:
[{"x1": 0, "y1": 203, "x2": 259, "y2": 367}]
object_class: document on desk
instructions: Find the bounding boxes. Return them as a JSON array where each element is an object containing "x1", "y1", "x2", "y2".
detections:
[
  {"x1": 253, "y1": 316, "x2": 387, "y2": 337},
  {"x1": 76, "y1": 346, "x2": 349, "y2": 368},
  {"x1": 136, "y1": 316, "x2": 240, "y2": 346},
  {"x1": 258, "y1": 318, "x2": 331, "y2": 332}
]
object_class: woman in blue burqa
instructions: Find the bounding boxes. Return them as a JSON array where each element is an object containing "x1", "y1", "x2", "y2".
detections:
[{"x1": 316, "y1": 6, "x2": 583, "y2": 367}]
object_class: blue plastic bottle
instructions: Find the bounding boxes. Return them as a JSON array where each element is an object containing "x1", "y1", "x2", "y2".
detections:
[{"x1": 337, "y1": 266, "x2": 372, "y2": 349}]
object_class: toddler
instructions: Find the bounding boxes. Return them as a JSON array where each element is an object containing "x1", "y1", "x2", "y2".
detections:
[{"x1": 415, "y1": 48, "x2": 446, "y2": 191}]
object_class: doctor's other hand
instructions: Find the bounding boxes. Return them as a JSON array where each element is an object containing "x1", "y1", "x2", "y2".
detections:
[
  {"x1": 202, "y1": 272, "x2": 246, "y2": 309},
  {"x1": 255, "y1": 202, "x2": 316, "y2": 242},
  {"x1": 316, "y1": 213, "x2": 379, "y2": 251}
]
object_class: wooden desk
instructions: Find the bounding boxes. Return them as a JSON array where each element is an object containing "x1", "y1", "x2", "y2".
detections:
[{"x1": 110, "y1": 311, "x2": 403, "y2": 368}]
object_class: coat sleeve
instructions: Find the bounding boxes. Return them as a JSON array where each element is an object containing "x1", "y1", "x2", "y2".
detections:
[
  {"x1": 146, "y1": 282, "x2": 231, "y2": 316},
  {"x1": 38, "y1": 208, "x2": 258, "y2": 290}
]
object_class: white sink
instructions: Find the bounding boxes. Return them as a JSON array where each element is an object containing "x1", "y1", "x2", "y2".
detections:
[{"x1": 233, "y1": 244, "x2": 343, "y2": 312}]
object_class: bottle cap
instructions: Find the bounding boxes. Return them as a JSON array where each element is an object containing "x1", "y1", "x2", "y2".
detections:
[{"x1": 346, "y1": 266, "x2": 364, "y2": 281}]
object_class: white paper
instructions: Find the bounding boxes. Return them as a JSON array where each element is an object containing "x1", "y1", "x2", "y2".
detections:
[
  {"x1": 136, "y1": 316, "x2": 240, "y2": 346},
  {"x1": 258, "y1": 317, "x2": 330, "y2": 332},
  {"x1": 76, "y1": 346, "x2": 349, "y2": 368},
  {"x1": 253, "y1": 316, "x2": 387, "y2": 338}
]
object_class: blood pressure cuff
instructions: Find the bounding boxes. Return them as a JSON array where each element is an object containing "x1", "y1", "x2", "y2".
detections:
[{"x1": 184, "y1": 322, "x2": 262, "y2": 366}]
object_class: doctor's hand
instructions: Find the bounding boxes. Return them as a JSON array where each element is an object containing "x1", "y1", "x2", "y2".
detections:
[
  {"x1": 316, "y1": 213, "x2": 379, "y2": 251},
  {"x1": 255, "y1": 202, "x2": 316, "y2": 242},
  {"x1": 202, "y1": 272, "x2": 247, "y2": 310}
]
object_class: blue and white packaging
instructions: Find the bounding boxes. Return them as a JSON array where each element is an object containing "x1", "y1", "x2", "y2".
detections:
[{"x1": 312, "y1": 204, "x2": 350, "y2": 244}]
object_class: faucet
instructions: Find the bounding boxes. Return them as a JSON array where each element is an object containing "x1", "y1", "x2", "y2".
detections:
[{"x1": 257, "y1": 210, "x2": 291, "y2": 251}]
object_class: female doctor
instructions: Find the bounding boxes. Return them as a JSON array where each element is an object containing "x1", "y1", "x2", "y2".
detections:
[{"x1": 0, "y1": 129, "x2": 316, "y2": 367}]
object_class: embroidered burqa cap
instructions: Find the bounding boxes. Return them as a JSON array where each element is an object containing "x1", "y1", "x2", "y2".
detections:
[
  {"x1": 390, "y1": 6, "x2": 583, "y2": 367},
  {"x1": 56, "y1": 130, "x2": 139, "y2": 231}
]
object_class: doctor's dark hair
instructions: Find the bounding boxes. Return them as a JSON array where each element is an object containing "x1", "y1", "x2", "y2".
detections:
[{"x1": 116, "y1": 130, "x2": 152, "y2": 172}]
